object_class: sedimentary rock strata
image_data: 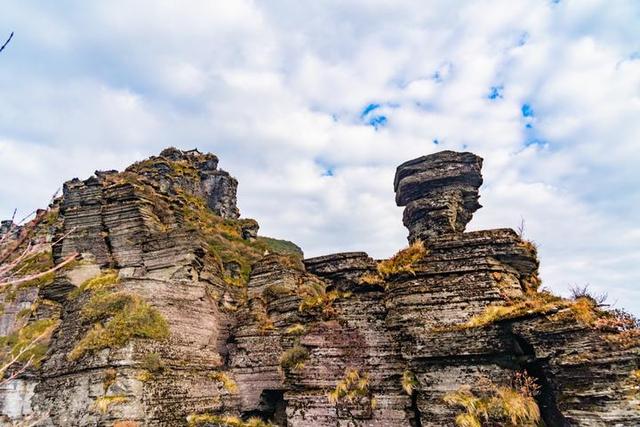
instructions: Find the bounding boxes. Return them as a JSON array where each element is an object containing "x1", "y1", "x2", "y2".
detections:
[{"x1": 0, "y1": 148, "x2": 637, "y2": 426}]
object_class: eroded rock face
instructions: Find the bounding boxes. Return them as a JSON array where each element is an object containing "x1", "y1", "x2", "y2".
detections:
[
  {"x1": 395, "y1": 151, "x2": 483, "y2": 242},
  {"x1": 1, "y1": 148, "x2": 638, "y2": 427}
]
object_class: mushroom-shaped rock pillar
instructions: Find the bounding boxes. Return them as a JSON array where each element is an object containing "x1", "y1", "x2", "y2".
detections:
[{"x1": 394, "y1": 150, "x2": 484, "y2": 242}]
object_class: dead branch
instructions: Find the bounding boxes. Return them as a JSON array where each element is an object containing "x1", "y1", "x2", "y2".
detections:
[
  {"x1": 0, "y1": 252, "x2": 79, "y2": 288},
  {"x1": 0, "y1": 32, "x2": 13, "y2": 54}
]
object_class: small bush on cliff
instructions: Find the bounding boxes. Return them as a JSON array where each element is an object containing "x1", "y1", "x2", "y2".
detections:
[
  {"x1": 279, "y1": 345, "x2": 309, "y2": 371},
  {"x1": 140, "y1": 352, "x2": 165, "y2": 373},
  {"x1": 444, "y1": 372, "x2": 540, "y2": 427},
  {"x1": 210, "y1": 371, "x2": 238, "y2": 393},
  {"x1": 297, "y1": 277, "x2": 351, "y2": 318},
  {"x1": 69, "y1": 269, "x2": 119, "y2": 298},
  {"x1": 401, "y1": 369, "x2": 419, "y2": 395},
  {"x1": 69, "y1": 291, "x2": 169, "y2": 361},
  {"x1": 377, "y1": 240, "x2": 427, "y2": 279},
  {"x1": 327, "y1": 368, "x2": 375, "y2": 408}
]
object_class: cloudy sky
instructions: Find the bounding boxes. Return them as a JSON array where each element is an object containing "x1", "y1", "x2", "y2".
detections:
[{"x1": 1, "y1": 1, "x2": 639, "y2": 313}]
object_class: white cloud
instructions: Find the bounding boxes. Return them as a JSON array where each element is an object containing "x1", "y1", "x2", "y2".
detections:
[{"x1": 0, "y1": 0, "x2": 639, "y2": 313}]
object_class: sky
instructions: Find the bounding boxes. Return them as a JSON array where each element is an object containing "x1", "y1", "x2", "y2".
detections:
[{"x1": 0, "y1": 0, "x2": 639, "y2": 314}]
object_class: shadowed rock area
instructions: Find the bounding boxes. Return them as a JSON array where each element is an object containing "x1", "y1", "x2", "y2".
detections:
[{"x1": 0, "y1": 148, "x2": 638, "y2": 427}]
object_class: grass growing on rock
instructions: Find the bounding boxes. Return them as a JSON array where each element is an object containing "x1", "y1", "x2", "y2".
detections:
[
  {"x1": 69, "y1": 290, "x2": 169, "y2": 361},
  {"x1": 444, "y1": 372, "x2": 540, "y2": 427},
  {"x1": 0, "y1": 318, "x2": 59, "y2": 369},
  {"x1": 279, "y1": 345, "x2": 309, "y2": 372},
  {"x1": 327, "y1": 368, "x2": 374, "y2": 407},
  {"x1": 187, "y1": 414, "x2": 275, "y2": 427},
  {"x1": 69, "y1": 269, "x2": 119, "y2": 298},
  {"x1": 297, "y1": 277, "x2": 351, "y2": 318},
  {"x1": 401, "y1": 369, "x2": 419, "y2": 395},
  {"x1": 209, "y1": 371, "x2": 238, "y2": 393},
  {"x1": 377, "y1": 240, "x2": 427, "y2": 279},
  {"x1": 285, "y1": 323, "x2": 306, "y2": 335},
  {"x1": 94, "y1": 395, "x2": 128, "y2": 414}
]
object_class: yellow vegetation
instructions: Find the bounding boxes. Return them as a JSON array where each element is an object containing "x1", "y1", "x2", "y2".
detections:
[
  {"x1": 357, "y1": 272, "x2": 385, "y2": 288},
  {"x1": 327, "y1": 368, "x2": 371, "y2": 405},
  {"x1": 297, "y1": 278, "x2": 351, "y2": 318},
  {"x1": 187, "y1": 414, "x2": 275, "y2": 427},
  {"x1": 444, "y1": 373, "x2": 540, "y2": 427},
  {"x1": 461, "y1": 291, "x2": 566, "y2": 328},
  {"x1": 210, "y1": 371, "x2": 238, "y2": 393},
  {"x1": 252, "y1": 299, "x2": 275, "y2": 334},
  {"x1": 68, "y1": 291, "x2": 169, "y2": 361},
  {"x1": 279, "y1": 345, "x2": 309, "y2": 372},
  {"x1": 285, "y1": 323, "x2": 306, "y2": 335},
  {"x1": 69, "y1": 269, "x2": 119, "y2": 298},
  {"x1": 377, "y1": 241, "x2": 427, "y2": 279},
  {"x1": 401, "y1": 369, "x2": 419, "y2": 395},
  {"x1": 0, "y1": 318, "x2": 59, "y2": 370},
  {"x1": 94, "y1": 395, "x2": 128, "y2": 414}
]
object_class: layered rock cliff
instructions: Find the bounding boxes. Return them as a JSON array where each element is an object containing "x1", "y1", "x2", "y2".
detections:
[{"x1": 0, "y1": 148, "x2": 638, "y2": 427}]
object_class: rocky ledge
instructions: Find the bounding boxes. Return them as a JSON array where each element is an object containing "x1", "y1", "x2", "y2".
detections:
[{"x1": 0, "y1": 148, "x2": 637, "y2": 427}]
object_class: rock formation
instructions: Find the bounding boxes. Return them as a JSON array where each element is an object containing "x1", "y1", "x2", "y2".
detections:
[
  {"x1": 0, "y1": 148, "x2": 638, "y2": 427},
  {"x1": 395, "y1": 150, "x2": 483, "y2": 242}
]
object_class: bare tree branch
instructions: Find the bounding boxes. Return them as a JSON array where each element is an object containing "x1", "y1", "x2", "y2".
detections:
[{"x1": 0, "y1": 32, "x2": 13, "y2": 54}]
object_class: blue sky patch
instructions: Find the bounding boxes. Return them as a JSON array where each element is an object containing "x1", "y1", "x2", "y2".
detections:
[
  {"x1": 368, "y1": 115, "x2": 388, "y2": 129},
  {"x1": 361, "y1": 103, "x2": 381, "y2": 117},
  {"x1": 521, "y1": 103, "x2": 534, "y2": 117},
  {"x1": 488, "y1": 86, "x2": 504, "y2": 100}
]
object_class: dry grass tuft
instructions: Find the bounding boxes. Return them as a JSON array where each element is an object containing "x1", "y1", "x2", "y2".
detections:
[
  {"x1": 297, "y1": 278, "x2": 351, "y2": 318},
  {"x1": 210, "y1": 371, "x2": 238, "y2": 393},
  {"x1": 401, "y1": 369, "x2": 419, "y2": 395},
  {"x1": 327, "y1": 368, "x2": 372, "y2": 406},
  {"x1": 187, "y1": 414, "x2": 275, "y2": 427},
  {"x1": 377, "y1": 241, "x2": 427, "y2": 279},
  {"x1": 444, "y1": 372, "x2": 540, "y2": 427},
  {"x1": 285, "y1": 323, "x2": 306, "y2": 335},
  {"x1": 94, "y1": 395, "x2": 128, "y2": 414}
]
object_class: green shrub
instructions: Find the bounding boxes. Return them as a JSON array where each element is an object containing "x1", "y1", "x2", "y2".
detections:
[
  {"x1": 279, "y1": 345, "x2": 309, "y2": 371},
  {"x1": 69, "y1": 270, "x2": 119, "y2": 298},
  {"x1": 68, "y1": 291, "x2": 169, "y2": 361},
  {"x1": 140, "y1": 352, "x2": 165, "y2": 373}
]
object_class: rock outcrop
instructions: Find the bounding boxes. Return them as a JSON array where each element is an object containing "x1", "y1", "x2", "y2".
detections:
[
  {"x1": 0, "y1": 148, "x2": 637, "y2": 427},
  {"x1": 395, "y1": 150, "x2": 483, "y2": 242}
]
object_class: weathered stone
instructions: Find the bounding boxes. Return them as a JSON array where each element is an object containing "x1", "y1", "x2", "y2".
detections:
[
  {"x1": 395, "y1": 150, "x2": 483, "y2": 242},
  {"x1": 1, "y1": 148, "x2": 637, "y2": 427}
]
